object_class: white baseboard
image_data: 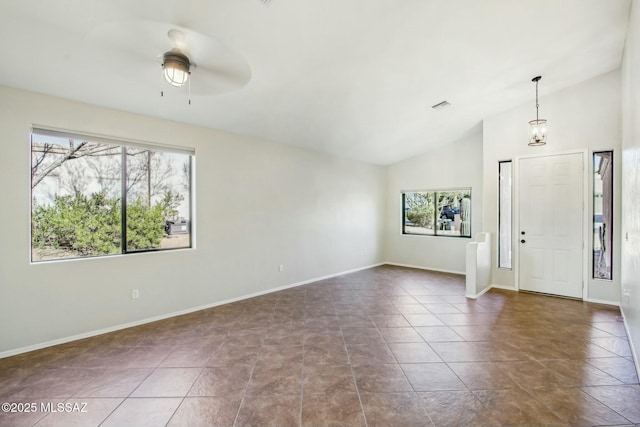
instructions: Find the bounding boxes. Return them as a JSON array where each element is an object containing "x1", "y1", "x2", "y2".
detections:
[
  {"x1": 488, "y1": 284, "x2": 517, "y2": 292},
  {"x1": 467, "y1": 283, "x2": 515, "y2": 299},
  {"x1": 485, "y1": 285, "x2": 620, "y2": 307},
  {"x1": 486, "y1": 285, "x2": 621, "y2": 307},
  {"x1": 0, "y1": 262, "x2": 384, "y2": 359},
  {"x1": 619, "y1": 307, "x2": 640, "y2": 386},
  {"x1": 465, "y1": 285, "x2": 493, "y2": 300},
  {"x1": 384, "y1": 262, "x2": 464, "y2": 276},
  {"x1": 585, "y1": 297, "x2": 620, "y2": 307}
]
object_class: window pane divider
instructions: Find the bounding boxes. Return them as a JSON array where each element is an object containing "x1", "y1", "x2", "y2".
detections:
[{"x1": 121, "y1": 147, "x2": 128, "y2": 254}]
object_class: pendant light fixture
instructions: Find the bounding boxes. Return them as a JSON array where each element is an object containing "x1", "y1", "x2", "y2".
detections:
[{"x1": 528, "y1": 75, "x2": 547, "y2": 146}]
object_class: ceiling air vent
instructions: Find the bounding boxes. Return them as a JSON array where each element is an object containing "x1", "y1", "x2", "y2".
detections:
[{"x1": 432, "y1": 100, "x2": 451, "y2": 110}]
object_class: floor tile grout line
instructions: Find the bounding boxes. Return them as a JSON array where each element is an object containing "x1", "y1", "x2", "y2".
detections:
[
  {"x1": 95, "y1": 363, "x2": 157, "y2": 426},
  {"x1": 299, "y1": 304, "x2": 308, "y2": 427},
  {"x1": 162, "y1": 396, "x2": 186, "y2": 427},
  {"x1": 515, "y1": 382, "x2": 589, "y2": 425},
  {"x1": 394, "y1": 294, "x2": 444, "y2": 427},
  {"x1": 583, "y1": 357, "x2": 640, "y2": 385},
  {"x1": 538, "y1": 358, "x2": 627, "y2": 386},
  {"x1": 95, "y1": 397, "x2": 123, "y2": 427},
  {"x1": 366, "y1": 297, "x2": 439, "y2": 426},
  {"x1": 580, "y1": 384, "x2": 639, "y2": 425},
  {"x1": 230, "y1": 341, "x2": 261, "y2": 427},
  {"x1": 336, "y1": 285, "x2": 369, "y2": 427}
]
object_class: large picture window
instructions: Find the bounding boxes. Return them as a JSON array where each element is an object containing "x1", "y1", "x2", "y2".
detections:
[
  {"x1": 402, "y1": 189, "x2": 471, "y2": 237},
  {"x1": 31, "y1": 129, "x2": 193, "y2": 262}
]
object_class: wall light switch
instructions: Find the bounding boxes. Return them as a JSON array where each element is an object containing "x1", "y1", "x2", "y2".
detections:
[{"x1": 132, "y1": 289, "x2": 140, "y2": 299}]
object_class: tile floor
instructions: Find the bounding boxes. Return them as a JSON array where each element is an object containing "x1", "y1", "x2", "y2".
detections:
[{"x1": 0, "y1": 265, "x2": 639, "y2": 426}]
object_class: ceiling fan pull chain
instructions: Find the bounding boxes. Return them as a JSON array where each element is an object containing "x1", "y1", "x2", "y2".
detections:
[
  {"x1": 188, "y1": 77, "x2": 191, "y2": 105},
  {"x1": 160, "y1": 68, "x2": 164, "y2": 98}
]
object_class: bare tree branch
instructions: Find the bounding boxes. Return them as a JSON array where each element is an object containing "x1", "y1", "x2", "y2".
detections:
[
  {"x1": 31, "y1": 140, "x2": 117, "y2": 189},
  {"x1": 31, "y1": 143, "x2": 53, "y2": 179}
]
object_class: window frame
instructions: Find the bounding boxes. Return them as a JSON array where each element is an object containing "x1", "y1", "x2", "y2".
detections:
[
  {"x1": 30, "y1": 127, "x2": 195, "y2": 262},
  {"x1": 401, "y1": 188, "x2": 472, "y2": 238},
  {"x1": 592, "y1": 150, "x2": 613, "y2": 281}
]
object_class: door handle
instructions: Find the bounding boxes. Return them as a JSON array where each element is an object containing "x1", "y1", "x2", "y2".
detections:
[{"x1": 520, "y1": 239, "x2": 526, "y2": 244}]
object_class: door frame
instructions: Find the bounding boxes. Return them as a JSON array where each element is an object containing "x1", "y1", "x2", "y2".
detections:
[{"x1": 513, "y1": 149, "x2": 589, "y2": 300}]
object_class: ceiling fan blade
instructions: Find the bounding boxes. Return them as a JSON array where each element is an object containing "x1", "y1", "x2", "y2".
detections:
[{"x1": 189, "y1": 67, "x2": 251, "y2": 95}]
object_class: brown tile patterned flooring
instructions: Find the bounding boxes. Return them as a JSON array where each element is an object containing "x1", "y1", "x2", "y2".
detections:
[{"x1": 1, "y1": 265, "x2": 639, "y2": 426}]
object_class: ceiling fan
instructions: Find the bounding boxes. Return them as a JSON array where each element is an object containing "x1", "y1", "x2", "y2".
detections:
[{"x1": 86, "y1": 21, "x2": 252, "y2": 99}]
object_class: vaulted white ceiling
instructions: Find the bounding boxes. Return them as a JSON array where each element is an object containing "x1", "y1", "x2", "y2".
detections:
[{"x1": 0, "y1": 0, "x2": 631, "y2": 164}]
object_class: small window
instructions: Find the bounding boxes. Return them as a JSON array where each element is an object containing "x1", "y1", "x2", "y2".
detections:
[
  {"x1": 31, "y1": 129, "x2": 194, "y2": 262},
  {"x1": 498, "y1": 161, "x2": 512, "y2": 269},
  {"x1": 402, "y1": 189, "x2": 471, "y2": 237},
  {"x1": 593, "y1": 151, "x2": 613, "y2": 280}
]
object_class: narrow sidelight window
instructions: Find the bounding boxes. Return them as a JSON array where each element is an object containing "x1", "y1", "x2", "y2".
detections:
[
  {"x1": 498, "y1": 161, "x2": 512, "y2": 269},
  {"x1": 593, "y1": 151, "x2": 613, "y2": 280}
]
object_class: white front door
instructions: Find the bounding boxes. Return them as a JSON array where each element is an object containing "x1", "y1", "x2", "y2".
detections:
[{"x1": 518, "y1": 152, "x2": 584, "y2": 298}]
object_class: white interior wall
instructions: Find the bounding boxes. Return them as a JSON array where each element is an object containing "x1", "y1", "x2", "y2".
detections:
[
  {"x1": 621, "y1": 0, "x2": 640, "y2": 373},
  {"x1": 0, "y1": 86, "x2": 386, "y2": 355},
  {"x1": 383, "y1": 126, "x2": 484, "y2": 274},
  {"x1": 482, "y1": 70, "x2": 622, "y2": 304}
]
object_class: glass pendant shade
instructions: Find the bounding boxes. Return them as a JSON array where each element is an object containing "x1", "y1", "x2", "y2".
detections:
[
  {"x1": 529, "y1": 118, "x2": 547, "y2": 146},
  {"x1": 162, "y1": 51, "x2": 191, "y2": 87}
]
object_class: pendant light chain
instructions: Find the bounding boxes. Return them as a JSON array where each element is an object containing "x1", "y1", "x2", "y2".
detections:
[{"x1": 160, "y1": 68, "x2": 164, "y2": 98}]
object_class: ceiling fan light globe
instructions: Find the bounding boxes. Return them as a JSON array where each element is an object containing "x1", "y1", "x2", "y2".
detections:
[
  {"x1": 163, "y1": 66, "x2": 189, "y2": 87},
  {"x1": 162, "y1": 51, "x2": 191, "y2": 87}
]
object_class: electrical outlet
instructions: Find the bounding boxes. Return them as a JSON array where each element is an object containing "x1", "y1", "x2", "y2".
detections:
[{"x1": 132, "y1": 289, "x2": 140, "y2": 300}]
